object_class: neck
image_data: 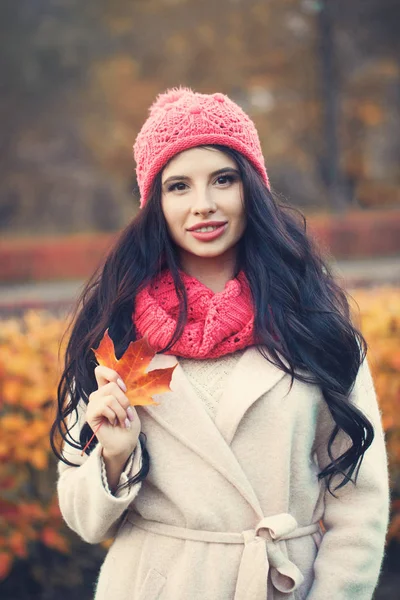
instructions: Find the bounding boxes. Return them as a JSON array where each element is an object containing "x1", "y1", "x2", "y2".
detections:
[{"x1": 179, "y1": 250, "x2": 238, "y2": 293}]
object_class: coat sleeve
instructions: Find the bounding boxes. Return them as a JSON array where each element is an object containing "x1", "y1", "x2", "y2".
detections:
[
  {"x1": 307, "y1": 356, "x2": 390, "y2": 600},
  {"x1": 57, "y1": 401, "x2": 144, "y2": 544}
]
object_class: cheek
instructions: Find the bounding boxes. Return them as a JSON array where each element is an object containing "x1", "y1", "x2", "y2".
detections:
[
  {"x1": 235, "y1": 216, "x2": 247, "y2": 239},
  {"x1": 161, "y1": 200, "x2": 185, "y2": 237},
  {"x1": 161, "y1": 199, "x2": 175, "y2": 226},
  {"x1": 230, "y1": 199, "x2": 246, "y2": 232}
]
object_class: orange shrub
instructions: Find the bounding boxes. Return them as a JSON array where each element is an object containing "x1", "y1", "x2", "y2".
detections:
[
  {"x1": 0, "y1": 289, "x2": 399, "y2": 581},
  {"x1": 0, "y1": 311, "x2": 68, "y2": 580},
  {"x1": 350, "y1": 287, "x2": 400, "y2": 541}
]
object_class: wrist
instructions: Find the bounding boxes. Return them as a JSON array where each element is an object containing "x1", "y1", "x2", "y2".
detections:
[
  {"x1": 101, "y1": 446, "x2": 136, "y2": 494},
  {"x1": 102, "y1": 446, "x2": 135, "y2": 466}
]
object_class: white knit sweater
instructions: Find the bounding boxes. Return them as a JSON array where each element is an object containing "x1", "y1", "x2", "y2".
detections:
[{"x1": 178, "y1": 351, "x2": 245, "y2": 420}]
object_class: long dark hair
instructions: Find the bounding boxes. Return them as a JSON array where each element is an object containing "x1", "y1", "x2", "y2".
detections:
[{"x1": 50, "y1": 144, "x2": 373, "y2": 496}]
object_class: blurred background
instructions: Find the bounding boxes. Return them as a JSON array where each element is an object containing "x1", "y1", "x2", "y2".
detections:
[{"x1": 0, "y1": 0, "x2": 399, "y2": 598}]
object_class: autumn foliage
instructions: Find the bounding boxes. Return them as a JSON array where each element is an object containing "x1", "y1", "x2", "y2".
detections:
[
  {"x1": 0, "y1": 311, "x2": 68, "y2": 582},
  {"x1": 81, "y1": 330, "x2": 176, "y2": 453},
  {"x1": 93, "y1": 329, "x2": 176, "y2": 407},
  {"x1": 350, "y1": 287, "x2": 400, "y2": 541},
  {"x1": 0, "y1": 289, "x2": 399, "y2": 585}
]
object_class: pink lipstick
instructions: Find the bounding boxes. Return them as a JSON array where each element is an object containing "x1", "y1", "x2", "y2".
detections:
[{"x1": 188, "y1": 223, "x2": 228, "y2": 242}]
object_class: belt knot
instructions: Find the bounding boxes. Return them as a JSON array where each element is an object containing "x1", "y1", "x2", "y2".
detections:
[{"x1": 237, "y1": 513, "x2": 305, "y2": 598}]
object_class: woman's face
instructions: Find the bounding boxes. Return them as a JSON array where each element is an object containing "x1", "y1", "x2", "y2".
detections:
[{"x1": 160, "y1": 146, "x2": 246, "y2": 263}]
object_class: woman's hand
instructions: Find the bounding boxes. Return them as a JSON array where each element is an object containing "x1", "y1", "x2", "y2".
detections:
[{"x1": 86, "y1": 365, "x2": 141, "y2": 461}]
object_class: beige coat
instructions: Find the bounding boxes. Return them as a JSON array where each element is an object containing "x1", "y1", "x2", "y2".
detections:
[{"x1": 58, "y1": 347, "x2": 390, "y2": 600}]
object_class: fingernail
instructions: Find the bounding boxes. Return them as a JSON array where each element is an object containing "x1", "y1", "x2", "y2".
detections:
[
  {"x1": 127, "y1": 406, "x2": 135, "y2": 421},
  {"x1": 117, "y1": 378, "x2": 127, "y2": 392},
  {"x1": 124, "y1": 418, "x2": 131, "y2": 429}
]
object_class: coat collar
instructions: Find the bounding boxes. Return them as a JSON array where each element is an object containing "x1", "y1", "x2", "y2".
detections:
[
  {"x1": 215, "y1": 346, "x2": 289, "y2": 445},
  {"x1": 141, "y1": 346, "x2": 288, "y2": 516}
]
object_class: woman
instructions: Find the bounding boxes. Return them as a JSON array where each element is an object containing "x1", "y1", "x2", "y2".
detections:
[{"x1": 51, "y1": 87, "x2": 390, "y2": 600}]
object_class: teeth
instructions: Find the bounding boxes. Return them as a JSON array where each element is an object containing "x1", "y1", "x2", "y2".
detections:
[{"x1": 194, "y1": 226, "x2": 220, "y2": 233}]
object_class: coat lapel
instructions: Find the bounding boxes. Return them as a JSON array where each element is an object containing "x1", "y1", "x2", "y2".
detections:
[
  {"x1": 215, "y1": 346, "x2": 288, "y2": 444},
  {"x1": 141, "y1": 347, "x2": 288, "y2": 516}
]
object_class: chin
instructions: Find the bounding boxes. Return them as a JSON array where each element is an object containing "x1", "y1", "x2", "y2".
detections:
[{"x1": 186, "y1": 245, "x2": 236, "y2": 260}]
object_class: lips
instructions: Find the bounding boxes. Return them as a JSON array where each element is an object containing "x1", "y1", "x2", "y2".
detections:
[
  {"x1": 188, "y1": 222, "x2": 228, "y2": 242},
  {"x1": 187, "y1": 221, "x2": 227, "y2": 232}
]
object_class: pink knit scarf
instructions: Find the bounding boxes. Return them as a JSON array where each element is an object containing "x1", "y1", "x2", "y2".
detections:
[{"x1": 133, "y1": 269, "x2": 256, "y2": 359}]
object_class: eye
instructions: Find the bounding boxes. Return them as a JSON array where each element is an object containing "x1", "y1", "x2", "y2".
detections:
[
  {"x1": 167, "y1": 182, "x2": 187, "y2": 192},
  {"x1": 215, "y1": 175, "x2": 236, "y2": 185}
]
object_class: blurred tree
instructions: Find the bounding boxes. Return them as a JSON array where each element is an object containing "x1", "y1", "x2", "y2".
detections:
[
  {"x1": 333, "y1": 0, "x2": 400, "y2": 204},
  {"x1": 315, "y1": 0, "x2": 348, "y2": 212},
  {"x1": 0, "y1": 0, "x2": 399, "y2": 236}
]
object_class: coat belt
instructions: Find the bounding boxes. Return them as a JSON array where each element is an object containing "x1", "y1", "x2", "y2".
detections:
[{"x1": 127, "y1": 512, "x2": 321, "y2": 599}]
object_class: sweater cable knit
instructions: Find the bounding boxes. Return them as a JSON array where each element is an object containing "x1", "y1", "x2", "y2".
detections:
[{"x1": 179, "y1": 351, "x2": 245, "y2": 420}]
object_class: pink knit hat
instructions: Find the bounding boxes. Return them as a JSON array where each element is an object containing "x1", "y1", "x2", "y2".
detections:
[{"x1": 133, "y1": 86, "x2": 270, "y2": 208}]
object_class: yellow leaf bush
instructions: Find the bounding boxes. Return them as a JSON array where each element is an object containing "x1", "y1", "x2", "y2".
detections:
[
  {"x1": 0, "y1": 311, "x2": 69, "y2": 580},
  {"x1": 0, "y1": 290, "x2": 399, "y2": 581},
  {"x1": 350, "y1": 287, "x2": 400, "y2": 542}
]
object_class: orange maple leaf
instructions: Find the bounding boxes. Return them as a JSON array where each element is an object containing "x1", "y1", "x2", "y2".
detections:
[
  {"x1": 82, "y1": 330, "x2": 176, "y2": 455},
  {"x1": 92, "y1": 329, "x2": 176, "y2": 407}
]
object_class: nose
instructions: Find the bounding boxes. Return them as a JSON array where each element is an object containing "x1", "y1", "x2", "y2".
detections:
[{"x1": 190, "y1": 187, "x2": 217, "y2": 216}]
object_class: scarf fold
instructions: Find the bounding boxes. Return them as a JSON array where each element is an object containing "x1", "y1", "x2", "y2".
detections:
[{"x1": 133, "y1": 269, "x2": 256, "y2": 359}]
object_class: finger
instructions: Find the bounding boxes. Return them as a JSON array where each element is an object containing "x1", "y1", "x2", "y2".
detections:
[
  {"x1": 105, "y1": 395, "x2": 129, "y2": 428},
  {"x1": 88, "y1": 384, "x2": 130, "y2": 425},
  {"x1": 101, "y1": 406, "x2": 119, "y2": 427},
  {"x1": 87, "y1": 406, "x2": 117, "y2": 428},
  {"x1": 94, "y1": 365, "x2": 127, "y2": 391},
  {"x1": 102, "y1": 381, "x2": 130, "y2": 410},
  {"x1": 88, "y1": 389, "x2": 99, "y2": 403}
]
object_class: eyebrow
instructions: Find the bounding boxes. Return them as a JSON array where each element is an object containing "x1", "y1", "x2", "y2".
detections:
[{"x1": 162, "y1": 167, "x2": 240, "y2": 187}]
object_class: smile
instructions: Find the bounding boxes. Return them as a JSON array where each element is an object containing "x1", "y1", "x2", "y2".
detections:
[
  {"x1": 188, "y1": 223, "x2": 228, "y2": 242},
  {"x1": 195, "y1": 226, "x2": 221, "y2": 232}
]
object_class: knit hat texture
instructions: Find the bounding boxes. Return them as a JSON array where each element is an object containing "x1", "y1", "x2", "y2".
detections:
[{"x1": 133, "y1": 86, "x2": 270, "y2": 208}]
